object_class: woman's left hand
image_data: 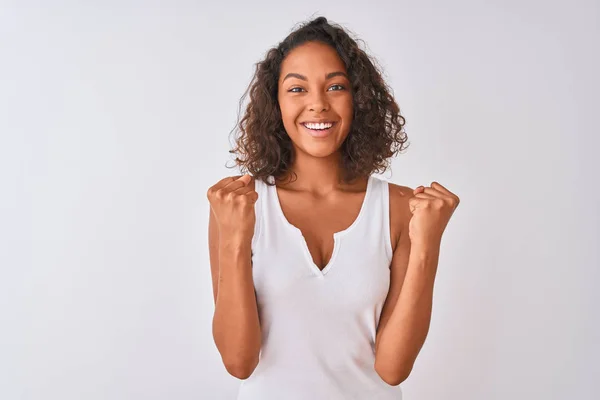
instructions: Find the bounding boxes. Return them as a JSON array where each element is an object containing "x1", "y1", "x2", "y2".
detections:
[{"x1": 408, "y1": 182, "x2": 460, "y2": 247}]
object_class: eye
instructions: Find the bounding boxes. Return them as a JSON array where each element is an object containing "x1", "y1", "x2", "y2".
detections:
[{"x1": 288, "y1": 84, "x2": 346, "y2": 93}]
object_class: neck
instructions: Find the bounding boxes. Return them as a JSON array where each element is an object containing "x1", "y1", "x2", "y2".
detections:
[{"x1": 277, "y1": 150, "x2": 357, "y2": 193}]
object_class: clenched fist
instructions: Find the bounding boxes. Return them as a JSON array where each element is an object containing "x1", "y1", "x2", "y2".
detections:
[
  {"x1": 408, "y1": 182, "x2": 460, "y2": 247},
  {"x1": 207, "y1": 174, "x2": 258, "y2": 242}
]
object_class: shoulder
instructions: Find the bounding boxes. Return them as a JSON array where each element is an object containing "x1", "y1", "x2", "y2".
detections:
[
  {"x1": 385, "y1": 181, "x2": 415, "y2": 251},
  {"x1": 387, "y1": 181, "x2": 414, "y2": 210}
]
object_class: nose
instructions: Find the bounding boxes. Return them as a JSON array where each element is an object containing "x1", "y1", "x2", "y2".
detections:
[{"x1": 308, "y1": 91, "x2": 330, "y2": 112}]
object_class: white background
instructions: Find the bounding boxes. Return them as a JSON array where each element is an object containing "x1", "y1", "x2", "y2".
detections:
[{"x1": 1, "y1": 1, "x2": 598, "y2": 399}]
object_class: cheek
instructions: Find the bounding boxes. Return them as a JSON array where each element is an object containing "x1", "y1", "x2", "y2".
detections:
[
  {"x1": 277, "y1": 103, "x2": 296, "y2": 134},
  {"x1": 279, "y1": 99, "x2": 302, "y2": 124},
  {"x1": 345, "y1": 95, "x2": 354, "y2": 112},
  {"x1": 332, "y1": 93, "x2": 353, "y2": 110},
  {"x1": 279, "y1": 110, "x2": 295, "y2": 131},
  {"x1": 336, "y1": 96, "x2": 354, "y2": 122}
]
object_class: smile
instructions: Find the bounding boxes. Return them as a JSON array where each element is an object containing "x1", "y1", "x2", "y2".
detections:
[{"x1": 300, "y1": 121, "x2": 337, "y2": 138}]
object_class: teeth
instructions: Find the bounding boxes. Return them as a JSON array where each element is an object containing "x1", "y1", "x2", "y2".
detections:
[{"x1": 304, "y1": 122, "x2": 334, "y2": 130}]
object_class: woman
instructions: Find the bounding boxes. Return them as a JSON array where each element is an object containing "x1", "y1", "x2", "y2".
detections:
[{"x1": 207, "y1": 16, "x2": 460, "y2": 399}]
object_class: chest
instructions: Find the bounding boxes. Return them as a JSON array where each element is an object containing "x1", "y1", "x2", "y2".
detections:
[
  {"x1": 274, "y1": 186, "x2": 400, "y2": 271},
  {"x1": 278, "y1": 190, "x2": 368, "y2": 270},
  {"x1": 250, "y1": 176, "x2": 396, "y2": 313}
]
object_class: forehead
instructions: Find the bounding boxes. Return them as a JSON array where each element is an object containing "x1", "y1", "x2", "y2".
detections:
[{"x1": 279, "y1": 41, "x2": 347, "y2": 79}]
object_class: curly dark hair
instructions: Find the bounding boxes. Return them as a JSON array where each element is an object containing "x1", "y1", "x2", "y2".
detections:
[{"x1": 228, "y1": 16, "x2": 409, "y2": 185}]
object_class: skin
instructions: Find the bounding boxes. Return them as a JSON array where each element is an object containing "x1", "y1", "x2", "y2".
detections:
[
  {"x1": 273, "y1": 40, "x2": 405, "y2": 271},
  {"x1": 277, "y1": 41, "x2": 354, "y2": 164},
  {"x1": 208, "y1": 40, "x2": 460, "y2": 383}
]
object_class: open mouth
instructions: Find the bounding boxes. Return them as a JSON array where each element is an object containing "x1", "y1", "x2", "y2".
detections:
[{"x1": 300, "y1": 121, "x2": 337, "y2": 138}]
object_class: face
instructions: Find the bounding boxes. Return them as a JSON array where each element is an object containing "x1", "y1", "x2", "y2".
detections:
[{"x1": 277, "y1": 41, "x2": 353, "y2": 158}]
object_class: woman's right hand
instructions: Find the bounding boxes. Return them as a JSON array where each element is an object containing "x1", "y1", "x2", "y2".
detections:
[{"x1": 207, "y1": 174, "x2": 258, "y2": 242}]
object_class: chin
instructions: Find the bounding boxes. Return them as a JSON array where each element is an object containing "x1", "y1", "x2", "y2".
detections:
[{"x1": 297, "y1": 141, "x2": 341, "y2": 158}]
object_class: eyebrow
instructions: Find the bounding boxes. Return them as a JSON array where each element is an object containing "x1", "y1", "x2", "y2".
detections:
[{"x1": 281, "y1": 71, "x2": 348, "y2": 83}]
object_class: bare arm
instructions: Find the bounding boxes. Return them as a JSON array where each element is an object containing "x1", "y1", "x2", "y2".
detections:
[
  {"x1": 374, "y1": 184, "x2": 441, "y2": 386},
  {"x1": 375, "y1": 238, "x2": 440, "y2": 385},
  {"x1": 209, "y1": 179, "x2": 261, "y2": 380}
]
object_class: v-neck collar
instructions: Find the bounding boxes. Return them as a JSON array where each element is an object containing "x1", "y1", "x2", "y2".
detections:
[{"x1": 269, "y1": 175, "x2": 374, "y2": 277}]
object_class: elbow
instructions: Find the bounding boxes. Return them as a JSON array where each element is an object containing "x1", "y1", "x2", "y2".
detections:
[
  {"x1": 213, "y1": 322, "x2": 261, "y2": 380},
  {"x1": 376, "y1": 370, "x2": 410, "y2": 387},
  {"x1": 224, "y1": 356, "x2": 259, "y2": 380},
  {"x1": 375, "y1": 363, "x2": 412, "y2": 386}
]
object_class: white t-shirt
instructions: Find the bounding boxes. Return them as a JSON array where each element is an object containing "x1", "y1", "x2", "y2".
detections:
[{"x1": 236, "y1": 174, "x2": 403, "y2": 400}]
